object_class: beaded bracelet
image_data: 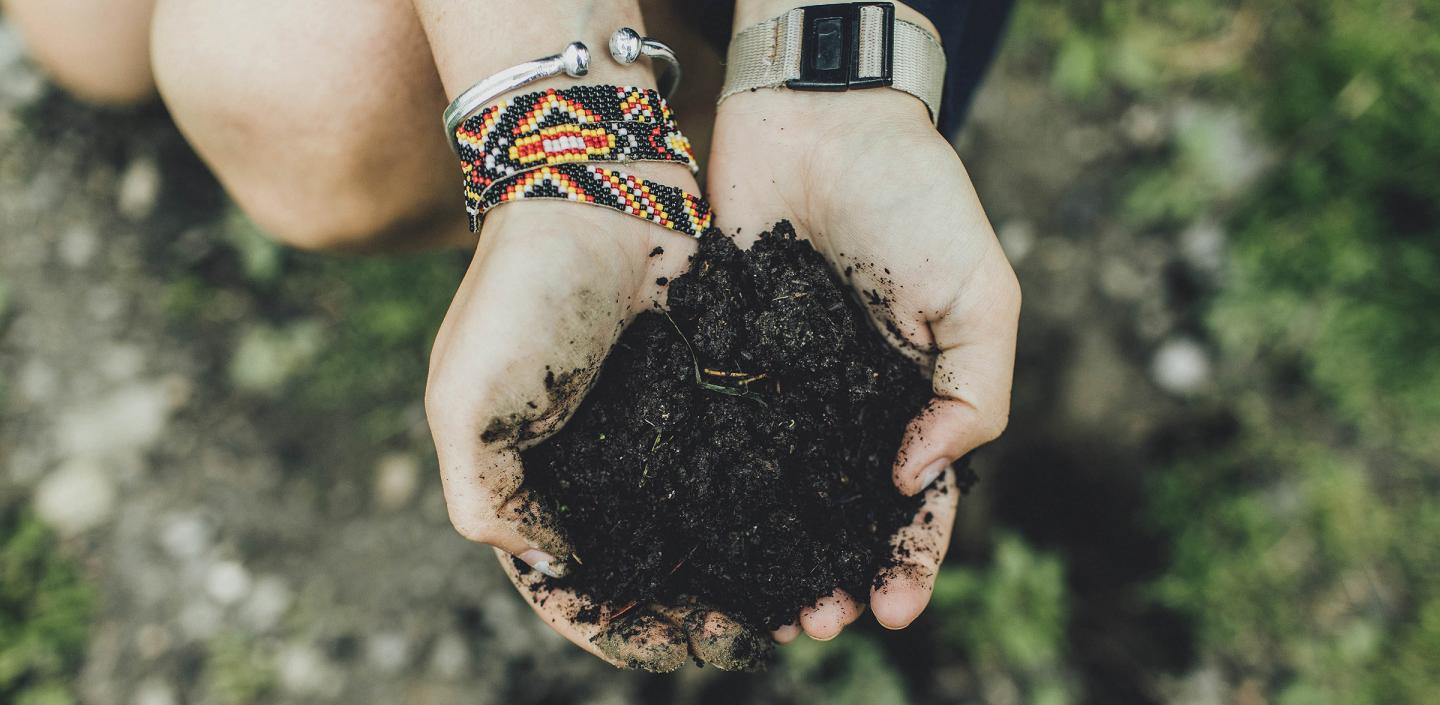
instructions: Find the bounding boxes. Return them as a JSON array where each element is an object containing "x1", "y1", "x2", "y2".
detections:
[
  {"x1": 472, "y1": 163, "x2": 712, "y2": 237},
  {"x1": 456, "y1": 85, "x2": 711, "y2": 238}
]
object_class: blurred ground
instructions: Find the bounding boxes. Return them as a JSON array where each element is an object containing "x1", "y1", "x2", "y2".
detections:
[{"x1": 3, "y1": 3, "x2": 1438, "y2": 705}]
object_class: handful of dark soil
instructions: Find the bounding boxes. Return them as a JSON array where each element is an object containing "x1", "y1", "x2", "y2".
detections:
[{"x1": 522, "y1": 221, "x2": 937, "y2": 633}]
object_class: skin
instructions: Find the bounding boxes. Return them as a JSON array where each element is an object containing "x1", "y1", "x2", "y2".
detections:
[
  {"x1": 2, "y1": 0, "x2": 158, "y2": 105},
  {"x1": 15, "y1": 0, "x2": 1019, "y2": 666},
  {"x1": 713, "y1": 0, "x2": 1021, "y2": 640}
]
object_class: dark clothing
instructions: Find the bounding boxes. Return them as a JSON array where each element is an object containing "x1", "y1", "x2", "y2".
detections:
[
  {"x1": 902, "y1": 0, "x2": 1014, "y2": 134},
  {"x1": 695, "y1": 1, "x2": 1015, "y2": 134}
]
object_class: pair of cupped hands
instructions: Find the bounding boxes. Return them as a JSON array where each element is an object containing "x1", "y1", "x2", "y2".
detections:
[{"x1": 424, "y1": 77, "x2": 1020, "y2": 669}]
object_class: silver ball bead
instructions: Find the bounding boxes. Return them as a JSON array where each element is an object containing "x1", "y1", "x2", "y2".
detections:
[
  {"x1": 609, "y1": 27, "x2": 643, "y2": 65},
  {"x1": 562, "y1": 42, "x2": 590, "y2": 77}
]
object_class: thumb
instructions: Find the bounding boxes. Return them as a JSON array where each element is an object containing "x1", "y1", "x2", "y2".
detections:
[{"x1": 893, "y1": 259, "x2": 1020, "y2": 496}]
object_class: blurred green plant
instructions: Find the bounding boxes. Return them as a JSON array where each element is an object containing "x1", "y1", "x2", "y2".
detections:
[
  {"x1": 0, "y1": 500, "x2": 94, "y2": 705},
  {"x1": 201, "y1": 632, "x2": 277, "y2": 705},
  {"x1": 931, "y1": 535, "x2": 1076, "y2": 705},
  {"x1": 779, "y1": 631, "x2": 911, "y2": 705}
]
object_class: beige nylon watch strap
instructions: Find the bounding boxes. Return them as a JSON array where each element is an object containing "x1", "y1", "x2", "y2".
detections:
[{"x1": 720, "y1": 4, "x2": 946, "y2": 123}]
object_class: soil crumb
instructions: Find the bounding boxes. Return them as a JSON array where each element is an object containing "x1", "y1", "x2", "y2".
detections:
[{"x1": 521, "y1": 221, "x2": 936, "y2": 639}]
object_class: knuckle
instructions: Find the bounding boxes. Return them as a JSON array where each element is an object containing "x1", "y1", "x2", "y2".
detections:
[{"x1": 980, "y1": 407, "x2": 1011, "y2": 442}]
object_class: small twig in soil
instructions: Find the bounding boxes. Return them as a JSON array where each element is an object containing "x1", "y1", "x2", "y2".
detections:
[
  {"x1": 772, "y1": 291, "x2": 811, "y2": 301},
  {"x1": 663, "y1": 310, "x2": 769, "y2": 407}
]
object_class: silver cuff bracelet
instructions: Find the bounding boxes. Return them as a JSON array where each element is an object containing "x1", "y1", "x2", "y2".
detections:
[{"x1": 442, "y1": 41, "x2": 592, "y2": 155}]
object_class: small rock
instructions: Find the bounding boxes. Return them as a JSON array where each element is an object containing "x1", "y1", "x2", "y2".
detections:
[
  {"x1": 34, "y1": 457, "x2": 116, "y2": 536},
  {"x1": 135, "y1": 623, "x2": 173, "y2": 660},
  {"x1": 1152, "y1": 338, "x2": 1213, "y2": 395},
  {"x1": 17, "y1": 359, "x2": 58, "y2": 403},
  {"x1": 997, "y1": 220, "x2": 1036, "y2": 265},
  {"x1": 1099, "y1": 257, "x2": 1149, "y2": 301},
  {"x1": 131, "y1": 678, "x2": 178, "y2": 705},
  {"x1": 366, "y1": 632, "x2": 411, "y2": 674},
  {"x1": 117, "y1": 157, "x2": 161, "y2": 220},
  {"x1": 97, "y1": 343, "x2": 147, "y2": 381},
  {"x1": 1122, "y1": 104, "x2": 1166, "y2": 147},
  {"x1": 277, "y1": 644, "x2": 342, "y2": 697},
  {"x1": 228, "y1": 321, "x2": 326, "y2": 395},
  {"x1": 158, "y1": 512, "x2": 214, "y2": 560},
  {"x1": 374, "y1": 453, "x2": 421, "y2": 511},
  {"x1": 205, "y1": 560, "x2": 253, "y2": 606},
  {"x1": 240, "y1": 575, "x2": 293, "y2": 631},
  {"x1": 178, "y1": 600, "x2": 222, "y2": 640},
  {"x1": 1180, "y1": 219, "x2": 1227, "y2": 275},
  {"x1": 429, "y1": 632, "x2": 469, "y2": 678},
  {"x1": 55, "y1": 381, "x2": 171, "y2": 456},
  {"x1": 58, "y1": 225, "x2": 100, "y2": 268}
]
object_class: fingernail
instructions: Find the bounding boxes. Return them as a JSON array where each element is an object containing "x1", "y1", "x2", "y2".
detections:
[
  {"x1": 519, "y1": 549, "x2": 565, "y2": 578},
  {"x1": 917, "y1": 459, "x2": 951, "y2": 492}
]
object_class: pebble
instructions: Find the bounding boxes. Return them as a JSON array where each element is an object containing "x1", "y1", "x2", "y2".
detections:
[
  {"x1": 429, "y1": 632, "x2": 469, "y2": 678},
  {"x1": 1180, "y1": 219, "x2": 1227, "y2": 275},
  {"x1": 34, "y1": 457, "x2": 116, "y2": 536},
  {"x1": 54, "y1": 381, "x2": 171, "y2": 457},
  {"x1": 997, "y1": 220, "x2": 1036, "y2": 265},
  {"x1": 277, "y1": 644, "x2": 343, "y2": 697},
  {"x1": 366, "y1": 632, "x2": 411, "y2": 674},
  {"x1": 158, "y1": 512, "x2": 214, "y2": 560},
  {"x1": 374, "y1": 453, "x2": 421, "y2": 511},
  {"x1": 1152, "y1": 337, "x2": 1213, "y2": 395},
  {"x1": 117, "y1": 157, "x2": 161, "y2": 220},
  {"x1": 131, "y1": 678, "x2": 178, "y2": 705},
  {"x1": 240, "y1": 575, "x2": 293, "y2": 632},
  {"x1": 205, "y1": 560, "x2": 253, "y2": 606},
  {"x1": 178, "y1": 600, "x2": 222, "y2": 640},
  {"x1": 58, "y1": 225, "x2": 100, "y2": 268}
]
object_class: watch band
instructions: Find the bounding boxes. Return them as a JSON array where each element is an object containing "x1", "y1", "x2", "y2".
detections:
[{"x1": 720, "y1": 2, "x2": 946, "y2": 123}]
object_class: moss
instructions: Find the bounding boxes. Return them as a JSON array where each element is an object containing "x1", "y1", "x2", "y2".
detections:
[{"x1": 0, "y1": 498, "x2": 94, "y2": 705}]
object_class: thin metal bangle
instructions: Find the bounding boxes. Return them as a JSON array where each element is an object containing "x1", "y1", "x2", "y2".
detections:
[
  {"x1": 608, "y1": 28, "x2": 682, "y2": 99},
  {"x1": 442, "y1": 41, "x2": 591, "y2": 155}
]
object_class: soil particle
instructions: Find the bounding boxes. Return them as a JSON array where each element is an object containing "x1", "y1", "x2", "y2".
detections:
[{"x1": 521, "y1": 222, "x2": 938, "y2": 639}]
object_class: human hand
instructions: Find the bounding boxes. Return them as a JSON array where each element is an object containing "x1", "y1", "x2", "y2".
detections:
[
  {"x1": 707, "y1": 15, "x2": 1021, "y2": 640},
  {"x1": 425, "y1": 190, "x2": 768, "y2": 671}
]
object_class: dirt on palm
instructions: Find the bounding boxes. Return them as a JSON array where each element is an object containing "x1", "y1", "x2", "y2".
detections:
[{"x1": 521, "y1": 222, "x2": 961, "y2": 638}]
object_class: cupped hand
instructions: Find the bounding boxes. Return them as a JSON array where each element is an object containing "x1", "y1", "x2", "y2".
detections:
[
  {"x1": 424, "y1": 186, "x2": 767, "y2": 671},
  {"x1": 707, "y1": 85, "x2": 1020, "y2": 641}
]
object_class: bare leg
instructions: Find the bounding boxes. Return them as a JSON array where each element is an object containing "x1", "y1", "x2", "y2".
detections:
[
  {"x1": 150, "y1": 0, "x2": 471, "y2": 252},
  {"x1": 2, "y1": 0, "x2": 157, "y2": 105}
]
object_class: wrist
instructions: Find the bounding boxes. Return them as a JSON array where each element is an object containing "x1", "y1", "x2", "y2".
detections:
[
  {"x1": 731, "y1": 0, "x2": 940, "y2": 42},
  {"x1": 415, "y1": 1, "x2": 660, "y2": 100}
]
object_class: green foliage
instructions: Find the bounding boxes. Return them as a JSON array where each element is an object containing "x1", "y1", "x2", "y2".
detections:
[
  {"x1": 201, "y1": 632, "x2": 277, "y2": 705},
  {"x1": 779, "y1": 631, "x2": 911, "y2": 705},
  {"x1": 1215, "y1": 1, "x2": 1440, "y2": 458},
  {"x1": 930, "y1": 536, "x2": 1076, "y2": 705},
  {"x1": 0, "y1": 501, "x2": 94, "y2": 705}
]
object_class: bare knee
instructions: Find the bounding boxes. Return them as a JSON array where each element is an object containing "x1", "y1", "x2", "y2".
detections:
[
  {"x1": 3, "y1": 0, "x2": 157, "y2": 105},
  {"x1": 150, "y1": 0, "x2": 465, "y2": 253}
]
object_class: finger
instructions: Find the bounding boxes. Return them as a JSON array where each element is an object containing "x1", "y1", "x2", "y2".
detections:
[
  {"x1": 893, "y1": 262, "x2": 1019, "y2": 496},
  {"x1": 772, "y1": 622, "x2": 801, "y2": 644},
  {"x1": 654, "y1": 604, "x2": 774, "y2": 671},
  {"x1": 871, "y1": 465, "x2": 960, "y2": 629},
  {"x1": 798, "y1": 588, "x2": 864, "y2": 641},
  {"x1": 497, "y1": 550, "x2": 688, "y2": 672}
]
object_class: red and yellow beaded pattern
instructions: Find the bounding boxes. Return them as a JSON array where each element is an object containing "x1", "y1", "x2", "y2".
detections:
[
  {"x1": 475, "y1": 163, "x2": 712, "y2": 237},
  {"x1": 455, "y1": 86, "x2": 696, "y2": 202},
  {"x1": 454, "y1": 85, "x2": 710, "y2": 238}
]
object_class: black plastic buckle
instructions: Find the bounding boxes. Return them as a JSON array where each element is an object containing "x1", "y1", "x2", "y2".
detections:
[{"x1": 786, "y1": 2, "x2": 895, "y2": 91}]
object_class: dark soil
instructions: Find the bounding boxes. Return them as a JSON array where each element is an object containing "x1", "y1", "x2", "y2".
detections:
[{"x1": 520, "y1": 221, "x2": 942, "y2": 636}]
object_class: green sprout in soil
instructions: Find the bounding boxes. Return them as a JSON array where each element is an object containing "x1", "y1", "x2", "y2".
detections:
[{"x1": 661, "y1": 310, "x2": 769, "y2": 407}]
